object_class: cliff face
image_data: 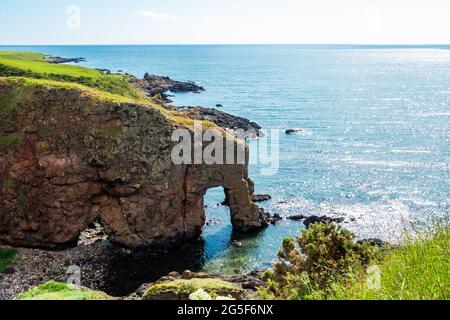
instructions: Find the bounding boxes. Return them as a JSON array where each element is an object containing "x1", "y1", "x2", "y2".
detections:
[{"x1": 0, "y1": 79, "x2": 264, "y2": 248}]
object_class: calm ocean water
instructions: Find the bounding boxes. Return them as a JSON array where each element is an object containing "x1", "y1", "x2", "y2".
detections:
[{"x1": 1, "y1": 45, "x2": 449, "y2": 278}]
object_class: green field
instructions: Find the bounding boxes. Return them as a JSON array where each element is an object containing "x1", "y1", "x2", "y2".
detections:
[
  {"x1": 17, "y1": 281, "x2": 111, "y2": 300},
  {"x1": 0, "y1": 51, "x2": 144, "y2": 100}
]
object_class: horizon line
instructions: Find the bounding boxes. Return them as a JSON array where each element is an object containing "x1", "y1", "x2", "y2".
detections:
[{"x1": 1, "y1": 43, "x2": 450, "y2": 47}]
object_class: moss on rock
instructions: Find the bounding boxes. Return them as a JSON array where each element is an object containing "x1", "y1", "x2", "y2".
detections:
[
  {"x1": 0, "y1": 132, "x2": 23, "y2": 151},
  {"x1": 143, "y1": 278, "x2": 244, "y2": 300},
  {"x1": 17, "y1": 281, "x2": 111, "y2": 300}
]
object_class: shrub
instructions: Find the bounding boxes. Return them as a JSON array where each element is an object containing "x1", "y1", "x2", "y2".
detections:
[{"x1": 259, "y1": 223, "x2": 378, "y2": 300}]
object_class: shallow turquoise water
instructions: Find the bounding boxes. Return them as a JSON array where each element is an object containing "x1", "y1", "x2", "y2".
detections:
[{"x1": 1, "y1": 45, "x2": 449, "y2": 275}]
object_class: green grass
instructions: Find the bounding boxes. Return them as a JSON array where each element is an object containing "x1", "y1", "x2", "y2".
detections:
[
  {"x1": 0, "y1": 51, "x2": 145, "y2": 100},
  {"x1": 329, "y1": 229, "x2": 450, "y2": 300},
  {"x1": 0, "y1": 77, "x2": 148, "y2": 105},
  {"x1": 0, "y1": 51, "x2": 221, "y2": 132},
  {"x1": 0, "y1": 248, "x2": 17, "y2": 274},
  {"x1": 17, "y1": 281, "x2": 111, "y2": 300}
]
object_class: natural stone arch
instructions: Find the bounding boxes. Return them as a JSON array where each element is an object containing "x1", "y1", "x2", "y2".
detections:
[{"x1": 0, "y1": 82, "x2": 266, "y2": 249}]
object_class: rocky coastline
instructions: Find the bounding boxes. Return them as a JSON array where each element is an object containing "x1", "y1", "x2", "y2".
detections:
[{"x1": 0, "y1": 53, "x2": 279, "y2": 300}]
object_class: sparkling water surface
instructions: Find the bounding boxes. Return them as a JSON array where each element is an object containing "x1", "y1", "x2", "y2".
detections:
[{"x1": 1, "y1": 45, "x2": 448, "y2": 276}]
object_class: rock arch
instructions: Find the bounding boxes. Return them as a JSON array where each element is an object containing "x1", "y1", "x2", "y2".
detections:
[{"x1": 0, "y1": 82, "x2": 266, "y2": 249}]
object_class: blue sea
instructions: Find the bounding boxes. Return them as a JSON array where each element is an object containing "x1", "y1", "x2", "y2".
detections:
[{"x1": 1, "y1": 45, "x2": 449, "y2": 276}]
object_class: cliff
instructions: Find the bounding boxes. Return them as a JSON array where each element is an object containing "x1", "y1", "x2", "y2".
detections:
[{"x1": 0, "y1": 53, "x2": 267, "y2": 249}]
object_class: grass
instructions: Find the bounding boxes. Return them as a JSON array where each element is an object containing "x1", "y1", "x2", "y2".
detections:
[
  {"x1": 17, "y1": 281, "x2": 111, "y2": 300},
  {"x1": 0, "y1": 51, "x2": 225, "y2": 137},
  {"x1": 0, "y1": 77, "x2": 148, "y2": 105},
  {"x1": 329, "y1": 228, "x2": 450, "y2": 300},
  {"x1": 0, "y1": 248, "x2": 17, "y2": 274},
  {"x1": 0, "y1": 51, "x2": 145, "y2": 100}
]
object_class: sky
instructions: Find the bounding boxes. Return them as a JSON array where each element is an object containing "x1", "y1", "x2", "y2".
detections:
[{"x1": 1, "y1": 0, "x2": 450, "y2": 45}]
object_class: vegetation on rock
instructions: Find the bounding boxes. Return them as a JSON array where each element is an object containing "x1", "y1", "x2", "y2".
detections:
[
  {"x1": 0, "y1": 132, "x2": 23, "y2": 151},
  {"x1": 143, "y1": 278, "x2": 244, "y2": 300},
  {"x1": 17, "y1": 281, "x2": 111, "y2": 300}
]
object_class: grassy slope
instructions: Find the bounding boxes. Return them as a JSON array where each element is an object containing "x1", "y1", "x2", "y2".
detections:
[
  {"x1": 0, "y1": 51, "x2": 144, "y2": 100},
  {"x1": 330, "y1": 229, "x2": 449, "y2": 300},
  {"x1": 0, "y1": 248, "x2": 17, "y2": 274},
  {"x1": 0, "y1": 51, "x2": 217, "y2": 129},
  {"x1": 17, "y1": 281, "x2": 111, "y2": 300}
]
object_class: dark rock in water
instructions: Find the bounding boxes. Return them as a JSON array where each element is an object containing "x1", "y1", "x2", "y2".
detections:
[
  {"x1": 46, "y1": 55, "x2": 86, "y2": 64},
  {"x1": 287, "y1": 214, "x2": 307, "y2": 221},
  {"x1": 260, "y1": 209, "x2": 282, "y2": 225},
  {"x1": 251, "y1": 194, "x2": 272, "y2": 202},
  {"x1": 303, "y1": 215, "x2": 345, "y2": 228},
  {"x1": 216, "y1": 104, "x2": 224, "y2": 108},
  {"x1": 179, "y1": 107, "x2": 263, "y2": 139},
  {"x1": 134, "y1": 73, "x2": 204, "y2": 103},
  {"x1": 357, "y1": 238, "x2": 387, "y2": 247},
  {"x1": 285, "y1": 128, "x2": 304, "y2": 135}
]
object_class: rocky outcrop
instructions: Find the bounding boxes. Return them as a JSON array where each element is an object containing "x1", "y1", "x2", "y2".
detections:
[
  {"x1": 0, "y1": 80, "x2": 266, "y2": 249},
  {"x1": 134, "y1": 74, "x2": 204, "y2": 103},
  {"x1": 45, "y1": 56, "x2": 86, "y2": 64},
  {"x1": 179, "y1": 107, "x2": 263, "y2": 138},
  {"x1": 137, "y1": 270, "x2": 264, "y2": 300},
  {"x1": 303, "y1": 215, "x2": 345, "y2": 228}
]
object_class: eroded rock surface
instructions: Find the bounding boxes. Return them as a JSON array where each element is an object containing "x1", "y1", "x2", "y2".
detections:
[{"x1": 0, "y1": 81, "x2": 265, "y2": 249}]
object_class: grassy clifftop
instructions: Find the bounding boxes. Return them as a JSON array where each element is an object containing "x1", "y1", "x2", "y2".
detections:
[
  {"x1": 0, "y1": 51, "x2": 145, "y2": 100},
  {"x1": 0, "y1": 51, "x2": 219, "y2": 130}
]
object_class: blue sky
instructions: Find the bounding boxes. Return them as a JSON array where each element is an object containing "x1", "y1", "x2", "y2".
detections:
[{"x1": 1, "y1": 0, "x2": 450, "y2": 45}]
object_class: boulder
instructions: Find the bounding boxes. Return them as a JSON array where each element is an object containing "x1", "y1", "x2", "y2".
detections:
[
  {"x1": 142, "y1": 278, "x2": 244, "y2": 300},
  {"x1": 285, "y1": 128, "x2": 304, "y2": 135},
  {"x1": 303, "y1": 216, "x2": 345, "y2": 228},
  {"x1": 251, "y1": 194, "x2": 272, "y2": 202}
]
